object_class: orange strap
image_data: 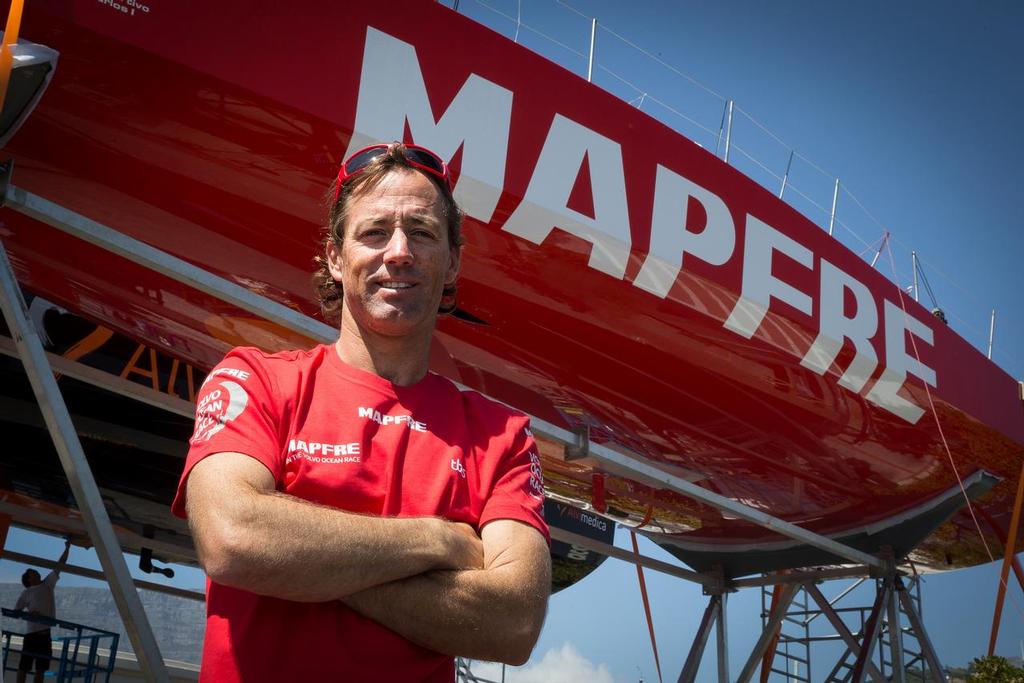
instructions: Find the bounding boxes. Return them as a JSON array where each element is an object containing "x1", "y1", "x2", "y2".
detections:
[
  {"x1": 989, "y1": 459, "x2": 1024, "y2": 656},
  {"x1": 0, "y1": 0, "x2": 25, "y2": 113},
  {"x1": 591, "y1": 472, "x2": 607, "y2": 513},
  {"x1": 631, "y1": 528, "x2": 663, "y2": 683}
]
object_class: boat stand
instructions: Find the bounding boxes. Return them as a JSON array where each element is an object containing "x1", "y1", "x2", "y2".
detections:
[{"x1": 673, "y1": 560, "x2": 946, "y2": 682}]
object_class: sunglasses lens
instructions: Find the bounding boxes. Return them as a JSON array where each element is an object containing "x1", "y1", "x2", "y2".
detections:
[
  {"x1": 405, "y1": 148, "x2": 445, "y2": 176},
  {"x1": 344, "y1": 146, "x2": 389, "y2": 177}
]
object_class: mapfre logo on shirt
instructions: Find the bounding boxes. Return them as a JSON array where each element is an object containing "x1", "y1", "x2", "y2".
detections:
[
  {"x1": 190, "y1": 379, "x2": 249, "y2": 444},
  {"x1": 285, "y1": 439, "x2": 362, "y2": 465}
]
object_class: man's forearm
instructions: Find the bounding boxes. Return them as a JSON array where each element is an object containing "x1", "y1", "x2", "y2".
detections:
[
  {"x1": 341, "y1": 521, "x2": 552, "y2": 665},
  {"x1": 187, "y1": 463, "x2": 480, "y2": 602},
  {"x1": 342, "y1": 562, "x2": 550, "y2": 665}
]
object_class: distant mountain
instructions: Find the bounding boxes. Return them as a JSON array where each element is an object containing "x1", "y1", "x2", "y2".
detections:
[{"x1": 0, "y1": 583, "x2": 203, "y2": 664}]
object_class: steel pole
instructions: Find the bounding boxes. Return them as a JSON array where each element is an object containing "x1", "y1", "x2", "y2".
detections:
[
  {"x1": 5, "y1": 185, "x2": 336, "y2": 343},
  {"x1": 804, "y1": 584, "x2": 885, "y2": 682},
  {"x1": 779, "y1": 149, "x2": 793, "y2": 199},
  {"x1": 587, "y1": 18, "x2": 596, "y2": 82},
  {"x1": 887, "y1": 586, "x2": 906, "y2": 683},
  {"x1": 723, "y1": 100, "x2": 734, "y2": 163},
  {"x1": 0, "y1": 241, "x2": 170, "y2": 682},
  {"x1": 535, "y1": 426, "x2": 884, "y2": 568},
  {"x1": 736, "y1": 584, "x2": 799, "y2": 683},
  {"x1": 678, "y1": 595, "x2": 720, "y2": 683},
  {"x1": 849, "y1": 582, "x2": 889, "y2": 683},
  {"x1": 896, "y1": 580, "x2": 945, "y2": 681},
  {"x1": 716, "y1": 593, "x2": 730, "y2": 683},
  {"x1": 912, "y1": 251, "x2": 919, "y2": 302},
  {"x1": 988, "y1": 309, "x2": 996, "y2": 360},
  {"x1": 828, "y1": 177, "x2": 840, "y2": 236}
]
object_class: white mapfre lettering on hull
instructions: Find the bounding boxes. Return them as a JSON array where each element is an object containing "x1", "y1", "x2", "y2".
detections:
[
  {"x1": 864, "y1": 300, "x2": 937, "y2": 423},
  {"x1": 345, "y1": 27, "x2": 512, "y2": 224},
  {"x1": 724, "y1": 215, "x2": 814, "y2": 339},
  {"x1": 633, "y1": 164, "x2": 736, "y2": 298},
  {"x1": 800, "y1": 258, "x2": 879, "y2": 393},
  {"x1": 502, "y1": 114, "x2": 632, "y2": 279},
  {"x1": 347, "y1": 27, "x2": 939, "y2": 425}
]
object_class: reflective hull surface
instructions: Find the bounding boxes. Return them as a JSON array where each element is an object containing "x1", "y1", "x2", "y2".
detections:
[{"x1": 2, "y1": 0, "x2": 1022, "y2": 574}]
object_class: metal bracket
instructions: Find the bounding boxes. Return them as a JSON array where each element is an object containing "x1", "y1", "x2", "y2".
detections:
[
  {"x1": 0, "y1": 158, "x2": 12, "y2": 208},
  {"x1": 563, "y1": 423, "x2": 590, "y2": 461}
]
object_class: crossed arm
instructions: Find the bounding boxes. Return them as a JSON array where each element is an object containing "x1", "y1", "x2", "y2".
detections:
[{"x1": 185, "y1": 452, "x2": 550, "y2": 664}]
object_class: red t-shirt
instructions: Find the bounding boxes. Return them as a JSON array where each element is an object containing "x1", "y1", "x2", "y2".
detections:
[{"x1": 172, "y1": 344, "x2": 548, "y2": 682}]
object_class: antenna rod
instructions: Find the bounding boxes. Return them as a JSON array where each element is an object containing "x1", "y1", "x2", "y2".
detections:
[
  {"x1": 828, "y1": 178, "x2": 840, "y2": 236},
  {"x1": 988, "y1": 309, "x2": 996, "y2": 360},
  {"x1": 587, "y1": 18, "x2": 596, "y2": 82},
  {"x1": 912, "y1": 251, "x2": 919, "y2": 302},
  {"x1": 779, "y1": 149, "x2": 793, "y2": 199},
  {"x1": 723, "y1": 100, "x2": 734, "y2": 163}
]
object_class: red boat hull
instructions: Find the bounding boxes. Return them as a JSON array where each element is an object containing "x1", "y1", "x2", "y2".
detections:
[{"x1": 2, "y1": 0, "x2": 1022, "y2": 574}]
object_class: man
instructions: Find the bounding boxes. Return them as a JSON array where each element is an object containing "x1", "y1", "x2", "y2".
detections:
[
  {"x1": 14, "y1": 540, "x2": 71, "y2": 683},
  {"x1": 173, "y1": 142, "x2": 551, "y2": 682}
]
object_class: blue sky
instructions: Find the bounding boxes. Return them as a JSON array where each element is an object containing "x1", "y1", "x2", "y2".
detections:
[{"x1": 3, "y1": 2, "x2": 1022, "y2": 682}]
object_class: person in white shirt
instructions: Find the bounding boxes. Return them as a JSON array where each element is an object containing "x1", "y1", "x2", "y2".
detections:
[{"x1": 14, "y1": 540, "x2": 71, "y2": 683}]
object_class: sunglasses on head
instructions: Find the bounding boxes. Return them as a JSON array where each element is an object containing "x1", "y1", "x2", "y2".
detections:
[{"x1": 333, "y1": 143, "x2": 452, "y2": 202}]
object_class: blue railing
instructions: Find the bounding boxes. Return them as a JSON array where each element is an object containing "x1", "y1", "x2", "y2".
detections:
[{"x1": 1, "y1": 608, "x2": 119, "y2": 682}]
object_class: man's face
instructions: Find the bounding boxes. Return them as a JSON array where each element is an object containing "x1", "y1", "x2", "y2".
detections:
[
  {"x1": 327, "y1": 169, "x2": 460, "y2": 338},
  {"x1": 24, "y1": 570, "x2": 40, "y2": 587}
]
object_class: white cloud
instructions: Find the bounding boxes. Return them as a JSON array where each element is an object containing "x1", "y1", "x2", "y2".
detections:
[{"x1": 467, "y1": 642, "x2": 617, "y2": 683}]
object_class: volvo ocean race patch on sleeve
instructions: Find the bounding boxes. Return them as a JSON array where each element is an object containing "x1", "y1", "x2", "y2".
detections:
[{"x1": 190, "y1": 379, "x2": 249, "y2": 444}]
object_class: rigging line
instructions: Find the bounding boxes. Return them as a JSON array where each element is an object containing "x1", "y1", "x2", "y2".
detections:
[
  {"x1": 841, "y1": 185, "x2": 890, "y2": 236},
  {"x1": 593, "y1": 63, "x2": 644, "y2": 95},
  {"x1": 791, "y1": 149, "x2": 837, "y2": 181},
  {"x1": 913, "y1": 257, "x2": 940, "y2": 310},
  {"x1": 513, "y1": 0, "x2": 521, "y2": 43},
  {"x1": 627, "y1": 88, "x2": 721, "y2": 140},
  {"x1": 469, "y1": 0, "x2": 518, "y2": 25},
  {"x1": 832, "y1": 217, "x2": 877, "y2": 251},
  {"x1": 515, "y1": 21, "x2": 588, "y2": 60},
  {"x1": 715, "y1": 100, "x2": 727, "y2": 157},
  {"x1": 729, "y1": 143, "x2": 785, "y2": 183},
  {"x1": 890, "y1": 234, "x2": 992, "y2": 308},
  {"x1": 552, "y1": 0, "x2": 588, "y2": 19},
  {"x1": 732, "y1": 103, "x2": 792, "y2": 151},
  {"x1": 882, "y1": 239, "x2": 997, "y2": 569},
  {"x1": 596, "y1": 24, "x2": 726, "y2": 102},
  {"x1": 472, "y1": 0, "x2": 588, "y2": 59},
  {"x1": 783, "y1": 182, "x2": 833, "y2": 218},
  {"x1": 550, "y1": 0, "x2": 725, "y2": 102}
]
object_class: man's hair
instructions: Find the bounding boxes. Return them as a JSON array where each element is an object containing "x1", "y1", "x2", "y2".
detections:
[
  {"x1": 313, "y1": 143, "x2": 465, "y2": 325},
  {"x1": 21, "y1": 569, "x2": 39, "y2": 588}
]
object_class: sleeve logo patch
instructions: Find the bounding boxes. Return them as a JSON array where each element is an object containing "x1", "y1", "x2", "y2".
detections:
[
  {"x1": 190, "y1": 380, "x2": 249, "y2": 444},
  {"x1": 527, "y1": 448, "x2": 544, "y2": 499}
]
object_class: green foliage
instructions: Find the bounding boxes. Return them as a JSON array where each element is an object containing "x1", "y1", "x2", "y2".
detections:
[{"x1": 969, "y1": 655, "x2": 1024, "y2": 682}]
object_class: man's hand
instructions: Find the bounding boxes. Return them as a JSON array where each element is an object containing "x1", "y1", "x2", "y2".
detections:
[
  {"x1": 55, "y1": 539, "x2": 71, "y2": 569},
  {"x1": 342, "y1": 519, "x2": 551, "y2": 665},
  {"x1": 442, "y1": 522, "x2": 484, "y2": 570}
]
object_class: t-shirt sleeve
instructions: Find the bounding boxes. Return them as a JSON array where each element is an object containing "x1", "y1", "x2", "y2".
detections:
[
  {"x1": 43, "y1": 572, "x2": 58, "y2": 588},
  {"x1": 479, "y1": 416, "x2": 550, "y2": 545},
  {"x1": 171, "y1": 348, "x2": 284, "y2": 519}
]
